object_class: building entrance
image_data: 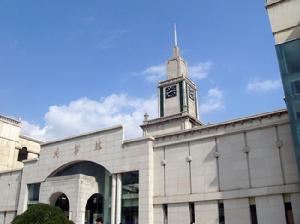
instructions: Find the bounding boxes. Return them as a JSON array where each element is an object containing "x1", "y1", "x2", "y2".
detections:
[
  {"x1": 85, "y1": 193, "x2": 103, "y2": 224},
  {"x1": 55, "y1": 193, "x2": 70, "y2": 218}
]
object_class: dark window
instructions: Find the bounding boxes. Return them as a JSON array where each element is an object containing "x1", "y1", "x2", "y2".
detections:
[
  {"x1": 18, "y1": 147, "x2": 28, "y2": 161},
  {"x1": 249, "y1": 198, "x2": 258, "y2": 224},
  {"x1": 285, "y1": 202, "x2": 295, "y2": 224},
  {"x1": 121, "y1": 171, "x2": 139, "y2": 224},
  {"x1": 283, "y1": 40, "x2": 300, "y2": 74},
  {"x1": 27, "y1": 183, "x2": 40, "y2": 207},
  {"x1": 293, "y1": 102, "x2": 300, "y2": 120},
  {"x1": 218, "y1": 201, "x2": 225, "y2": 224},
  {"x1": 250, "y1": 205, "x2": 258, "y2": 224},
  {"x1": 163, "y1": 204, "x2": 168, "y2": 224},
  {"x1": 283, "y1": 194, "x2": 295, "y2": 224},
  {"x1": 189, "y1": 202, "x2": 195, "y2": 224},
  {"x1": 292, "y1": 80, "x2": 300, "y2": 95}
]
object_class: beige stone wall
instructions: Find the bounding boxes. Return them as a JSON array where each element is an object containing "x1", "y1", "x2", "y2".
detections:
[
  {"x1": 266, "y1": 0, "x2": 300, "y2": 44},
  {"x1": 0, "y1": 118, "x2": 41, "y2": 172},
  {"x1": 256, "y1": 195, "x2": 286, "y2": 224},
  {"x1": 16, "y1": 126, "x2": 154, "y2": 224},
  {"x1": 195, "y1": 201, "x2": 219, "y2": 224},
  {"x1": 0, "y1": 118, "x2": 20, "y2": 171},
  {"x1": 0, "y1": 170, "x2": 22, "y2": 217},
  {"x1": 224, "y1": 198, "x2": 251, "y2": 224},
  {"x1": 19, "y1": 136, "x2": 41, "y2": 155},
  {"x1": 153, "y1": 111, "x2": 300, "y2": 224}
]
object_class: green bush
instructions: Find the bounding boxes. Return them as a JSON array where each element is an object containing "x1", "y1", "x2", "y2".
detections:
[{"x1": 12, "y1": 203, "x2": 74, "y2": 224}]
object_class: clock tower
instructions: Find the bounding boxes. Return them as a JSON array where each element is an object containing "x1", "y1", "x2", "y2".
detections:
[
  {"x1": 141, "y1": 26, "x2": 202, "y2": 136},
  {"x1": 158, "y1": 26, "x2": 198, "y2": 118}
]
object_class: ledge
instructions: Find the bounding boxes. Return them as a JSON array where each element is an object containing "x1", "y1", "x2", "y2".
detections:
[
  {"x1": 123, "y1": 136, "x2": 155, "y2": 146},
  {"x1": 42, "y1": 125, "x2": 123, "y2": 146},
  {"x1": 0, "y1": 168, "x2": 22, "y2": 175},
  {"x1": 0, "y1": 114, "x2": 20, "y2": 126},
  {"x1": 154, "y1": 182, "x2": 300, "y2": 204},
  {"x1": 265, "y1": 0, "x2": 286, "y2": 7},
  {"x1": 23, "y1": 158, "x2": 39, "y2": 164},
  {"x1": 141, "y1": 112, "x2": 202, "y2": 128},
  {"x1": 154, "y1": 108, "x2": 287, "y2": 141},
  {"x1": 20, "y1": 135, "x2": 44, "y2": 144}
]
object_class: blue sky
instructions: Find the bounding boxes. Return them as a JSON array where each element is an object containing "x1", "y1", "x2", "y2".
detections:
[{"x1": 0, "y1": 0, "x2": 285, "y2": 140}]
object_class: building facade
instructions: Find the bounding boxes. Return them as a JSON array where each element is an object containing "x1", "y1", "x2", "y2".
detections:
[
  {"x1": 1, "y1": 35, "x2": 300, "y2": 224},
  {"x1": 266, "y1": 0, "x2": 300, "y2": 175}
]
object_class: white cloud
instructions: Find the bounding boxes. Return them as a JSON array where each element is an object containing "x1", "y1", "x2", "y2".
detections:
[
  {"x1": 141, "y1": 64, "x2": 166, "y2": 82},
  {"x1": 139, "y1": 61, "x2": 213, "y2": 82},
  {"x1": 200, "y1": 87, "x2": 225, "y2": 114},
  {"x1": 21, "y1": 94, "x2": 157, "y2": 141},
  {"x1": 247, "y1": 79, "x2": 282, "y2": 92},
  {"x1": 189, "y1": 62, "x2": 213, "y2": 79}
]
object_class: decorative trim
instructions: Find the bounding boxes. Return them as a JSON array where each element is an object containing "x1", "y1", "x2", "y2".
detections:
[
  {"x1": 179, "y1": 81, "x2": 184, "y2": 112},
  {"x1": 160, "y1": 87, "x2": 164, "y2": 117}
]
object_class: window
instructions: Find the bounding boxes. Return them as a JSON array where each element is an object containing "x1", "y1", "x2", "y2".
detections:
[
  {"x1": 218, "y1": 201, "x2": 225, "y2": 224},
  {"x1": 18, "y1": 147, "x2": 28, "y2": 161},
  {"x1": 163, "y1": 204, "x2": 168, "y2": 224},
  {"x1": 189, "y1": 202, "x2": 195, "y2": 224},
  {"x1": 284, "y1": 194, "x2": 295, "y2": 224},
  {"x1": 121, "y1": 171, "x2": 139, "y2": 224},
  {"x1": 293, "y1": 102, "x2": 300, "y2": 120},
  {"x1": 283, "y1": 39, "x2": 300, "y2": 74},
  {"x1": 249, "y1": 198, "x2": 258, "y2": 224},
  {"x1": 292, "y1": 80, "x2": 300, "y2": 95},
  {"x1": 27, "y1": 183, "x2": 40, "y2": 208}
]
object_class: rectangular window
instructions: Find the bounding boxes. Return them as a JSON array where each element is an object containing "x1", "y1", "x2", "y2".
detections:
[
  {"x1": 249, "y1": 198, "x2": 258, "y2": 224},
  {"x1": 17, "y1": 147, "x2": 28, "y2": 162},
  {"x1": 284, "y1": 194, "x2": 295, "y2": 224},
  {"x1": 189, "y1": 202, "x2": 195, "y2": 224},
  {"x1": 163, "y1": 204, "x2": 168, "y2": 224},
  {"x1": 293, "y1": 102, "x2": 300, "y2": 120},
  {"x1": 283, "y1": 39, "x2": 300, "y2": 74},
  {"x1": 218, "y1": 201, "x2": 225, "y2": 224},
  {"x1": 27, "y1": 183, "x2": 40, "y2": 207},
  {"x1": 292, "y1": 80, "x2": 300, "y2": 95},
  {"x1": 121, "y1": 171, "x2": 139, "y2": 224}
]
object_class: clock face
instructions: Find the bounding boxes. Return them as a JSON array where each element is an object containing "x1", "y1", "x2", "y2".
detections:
[
  {"x1": 189, "y1": 87, "x2": 195, "y2": 101},
  {"x1": 165, "y1": 85, "x2": 177, "y2": 98}
]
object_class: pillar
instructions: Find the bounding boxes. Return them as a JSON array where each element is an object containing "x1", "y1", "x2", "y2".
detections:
[
  {"x1": 116, "y1": 173, "x2": 122, "y2": 224},
  {"x1": 111, "y1": 174, "x2": 117, "y2": 224}
]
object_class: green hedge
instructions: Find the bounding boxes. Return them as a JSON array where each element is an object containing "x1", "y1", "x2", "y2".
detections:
[{"x1": 12, "y1": 203, "x2": 74, "y2": 224}]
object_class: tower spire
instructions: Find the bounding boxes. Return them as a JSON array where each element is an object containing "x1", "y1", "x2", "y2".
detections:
[
  {"x1": 174, "y1": 23, "x2": 178, "y2": 47},
  {"x1": 173, "y1": 24, "x2": 180, "y2": 57}
]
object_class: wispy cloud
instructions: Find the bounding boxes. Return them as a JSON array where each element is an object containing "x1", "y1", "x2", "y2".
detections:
[
  {"x1": 247, "y1": 79, "x2": 282, "y2": 92},
  {"x1": 200, "y1": 87, "x2": 225, "y2": 114},
  {"x1": 138, "y1": 61, "x2": 213, "y2": 82},
  {"x1": 189, "y1": 62, "x2": 213, "y2": 79},
  {"x1": 21, "y1": 94, "x2": 157, "y2": 141},
  {"x1": 141, "y1": 64, "x2": 166, "y2": 82}
]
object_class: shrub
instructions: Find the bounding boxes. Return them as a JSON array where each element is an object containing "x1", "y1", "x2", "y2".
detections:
[{"x1": 12, "y1": 203, "x2": 74, "y2": 224}]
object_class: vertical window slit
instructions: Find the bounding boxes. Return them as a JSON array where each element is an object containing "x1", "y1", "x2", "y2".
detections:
[
  {"x1": 249, "y1": 197, "x2": 258, "y2": 224},
  {"x1": 163, "y1": 204, "x2": 168, "y2": 224},
  {"x1": 218, "y1": 201, "x2": 225, "y2": 224},
  {"x1": 284, "y1": 194, "x2": 295, "y2": 224},
  {"x1": 189, "y1": 202, "x2": 195, "y2": 224}
]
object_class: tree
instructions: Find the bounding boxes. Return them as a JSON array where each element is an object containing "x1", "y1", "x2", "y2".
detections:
[{"x1": 12, "y1": 203, "x2": 75, "y2": 224}]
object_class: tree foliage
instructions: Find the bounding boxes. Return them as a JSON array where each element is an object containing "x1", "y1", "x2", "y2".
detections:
[{"x1": 12, "y1": 203, "x2": 74, "y2": 224}]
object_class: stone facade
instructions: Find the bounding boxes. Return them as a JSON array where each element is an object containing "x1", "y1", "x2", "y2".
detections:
[{"x1": 0, "y1": 33, "x2": 300, "y2": 224}]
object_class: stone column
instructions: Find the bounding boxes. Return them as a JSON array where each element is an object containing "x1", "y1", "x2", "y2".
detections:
[
  {"x1": 116, "y1": 173, "x2": 122, "y2": 224},
  {"x1": 111, "y1": 174, "x2": 117, "y2": 224},
  {"x1": 104, "y1": 172, "x2": 110, "y2": 223}
]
